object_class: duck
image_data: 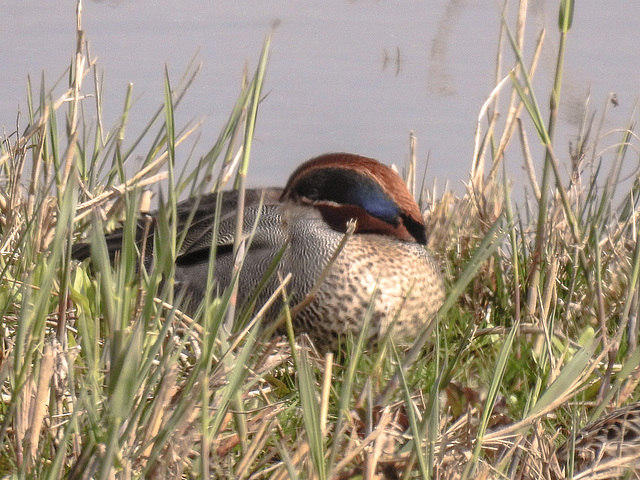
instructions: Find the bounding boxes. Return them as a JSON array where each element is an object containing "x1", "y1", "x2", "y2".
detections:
[
  {"x1": 556, "y1": 401, "x2": 640, "y2": 476},
  {"x1": 74, "y1": 152, "x2": 445, "y2": 349}
]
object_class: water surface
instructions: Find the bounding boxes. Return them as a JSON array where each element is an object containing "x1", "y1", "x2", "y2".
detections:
[{"x1": 1, "y1": 1, "x2": 638, "y2": 196}]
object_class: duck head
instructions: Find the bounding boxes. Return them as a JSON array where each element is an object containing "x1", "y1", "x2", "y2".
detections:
[{"x1": 280, "y1": 152, "x2": 427, "y2": 244}]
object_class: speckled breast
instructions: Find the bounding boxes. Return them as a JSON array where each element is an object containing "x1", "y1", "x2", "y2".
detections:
[{"x1": 283, "y1": 213, "x2": 445, "y2": 348}]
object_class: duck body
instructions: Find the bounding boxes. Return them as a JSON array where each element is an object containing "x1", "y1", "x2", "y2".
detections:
[
  {"x1": 168, "y1": 189, "x2": 285, "y2": 309},
  {"x1": 75, "y1": 153, "x2": 445, "y2": 348},
  {"x1": 557, "y1": 401, "x2": 640, "y2": 476}
]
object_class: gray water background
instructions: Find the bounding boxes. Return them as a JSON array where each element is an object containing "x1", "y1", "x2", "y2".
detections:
[{"x1": 1, "y1": 1, "x2": 638, "y2": 197}]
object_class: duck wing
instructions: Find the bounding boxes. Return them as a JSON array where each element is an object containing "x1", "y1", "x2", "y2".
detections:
[{"x1": 72, "y1": 188, "x2": 284, "y2": 265}]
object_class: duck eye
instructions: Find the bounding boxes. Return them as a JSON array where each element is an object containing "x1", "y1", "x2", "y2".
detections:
[{"x1": 293, "y1": 177, "x2": 322, "y2": 201}]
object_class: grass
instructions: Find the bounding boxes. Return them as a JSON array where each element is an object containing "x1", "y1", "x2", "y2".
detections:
[{"x1": 2, "y1": 0, "x2": 640, "y2": 478}]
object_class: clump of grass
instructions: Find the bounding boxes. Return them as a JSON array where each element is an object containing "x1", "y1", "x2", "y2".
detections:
[{"x1": 2, "y1": 0, "x2": 640, "y2": 478}]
